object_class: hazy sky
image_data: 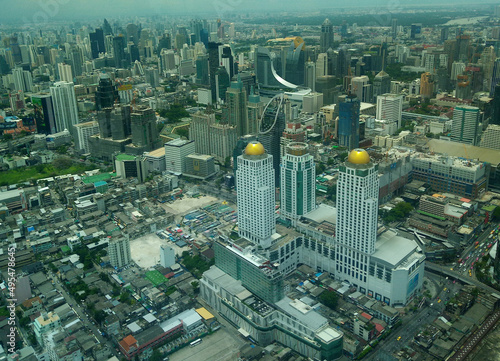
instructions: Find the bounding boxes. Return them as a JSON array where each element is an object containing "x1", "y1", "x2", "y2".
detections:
[{"x1": 0, "y1": 0, "x2": 488, "y2": 24}]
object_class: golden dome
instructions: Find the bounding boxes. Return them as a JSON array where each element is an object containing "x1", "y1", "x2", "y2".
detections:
[
  {"x1": 347, "y1": 149, "x2": 370, "y2": 164},
  {"x1": 245, "y1": 141, "x2": 265, "y2": 156}
]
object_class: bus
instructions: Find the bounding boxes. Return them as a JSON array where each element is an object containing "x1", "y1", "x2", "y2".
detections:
[{"x1": 190, "y1": 339, "x2": 202, "y2": 347}]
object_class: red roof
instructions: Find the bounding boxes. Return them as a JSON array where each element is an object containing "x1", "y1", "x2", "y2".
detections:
[
  {"x1": 375, "y1": 323, "x2": 384, "y2": 333},
  {"x1": 361, "y1": 312, "x2": 373, "y2": 321},
  {"x1": 119, "y1": 335, "x2": 138, "y2": 353}
]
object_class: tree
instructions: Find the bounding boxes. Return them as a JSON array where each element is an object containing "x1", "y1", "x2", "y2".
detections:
[
  {"x1": 56, "y1": 145, "x2": 68, "y2": 155},
  {"x1": 3, "y1": 134, "x2": 12, "y2": 141},
  {"x1": 52, "y1": 157, "x2": 73, "y2": 170},
  {"x1": 319, "y1": 290, "x2": 338, "y2": 310},
  {"x1": 175, "y1": 127, "x2": 189, "y2": 139},
  {"x1": 191, "y1": 281, "x2": 200, "y2": 294},
  {"x1": 493, "y1": 206, "x2": 500, "y2": 221},
  {"x1": 150, "y1": 349, "x2": 163, "y2": 361}
]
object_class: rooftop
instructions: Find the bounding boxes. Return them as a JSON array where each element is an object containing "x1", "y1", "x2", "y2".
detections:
[{"x1": 372, "y1": 229, "x2": 420, "y2": 268}]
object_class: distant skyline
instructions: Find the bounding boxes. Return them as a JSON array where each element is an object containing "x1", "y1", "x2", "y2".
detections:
[{"x1": 0, "y1": 0, "x2": 496, "y2": 23}]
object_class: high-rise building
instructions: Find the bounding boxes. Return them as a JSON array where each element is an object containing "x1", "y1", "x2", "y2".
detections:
[
  {"x1": 74, "y1": 121, "x2": 99, "y2": 153},
  {"x1": 351, "y1": 76, "x2": 369, "y2": 101},
  {"x1": 215, "y1": 66, "x2": 230, "y2": 103},
  {"x1": 160, "y1": 245, "x2": 176, "y2": 268},
  {"x1": 236, "y1": 141, "x2": 276, "y2": 249},
  {"x1": 316, "y1": 53, "x2": 328, "y2": 78},
  {"x1": 32, "y1": 94, "x2": 57, "y2": 135},
  {"x1": 320, "y1": 19, "x2": 334, "y2": 53},
  {"x1": 338, "y1": 94, "x2": 360, "y2": 150},
  {"x1": 247, "y1": 87, "x2": 264, "y2": 136},
  {"x1": 280, "y1": 143, "x2": 316, "y2": 225},
  {"x1": 280, "y1": 121, "x2": 307, "y2": 158},
  {"x1": 130, "y1": 107, "x2": 159, "y2": 150},
  {"x1": 89, "y1": 28, "x2": 105, "y2": 59},
  {"x1": 224, "y1": 76, "x2": 248, "y2": 136},
  {"x1": 195, "y1": 54, "x2": 209, "y2": 85},
  {"x1": 113, "y1": 36, "x2": 127, "y2": 68},
  {"x1": 373, "y1": 70, "x2": 391, "y2": 99},
  {"x1": 376, "y1": 94, "x2": 403, "y2": 129},
  {"x1": 165, "y1": 139, "x2": 195, "y2": 174},
  {"x1": 420, "y1": 72, "x2": 434, "y2": 99},
  {"x1": 190, "y1": 110, "x2": 215, "y2": 155},
  {"x1": 58, "y1": 63, "x2": 73, "y2": 82},
  {"x1": 69, "y1": 47, "x2": 83, "y2": 77},
  {"x1": 95, "y1": 73, "x2": 118, "y2": 111},
  {"x1": 480, "y1": 124, "x2": 500, "y2": 150},
  {"x1": 49, "y1": 81, "x2": 79, "y2": 135},
  {"x1": 304, "y1": 59, "x2": 316, "y2": 91},
  {"x1": 208, "y1": 42, "x2": 223, "y2": 103},
  {"x1": 451, "y1": 105, "x2": 480, "y2": 145},
  {"x1": 160, "y1": 49, "x2": 176, "y2": 72},
  {"x1": 108, "y1": 236, "x2": 131, "y2": 268}
]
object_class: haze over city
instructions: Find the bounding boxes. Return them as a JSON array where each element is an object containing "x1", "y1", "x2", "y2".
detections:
[{"x1": 0, "y1": 2, "x2": 500, "y2": 361}]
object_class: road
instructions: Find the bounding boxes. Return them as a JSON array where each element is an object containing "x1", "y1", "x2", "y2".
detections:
[{"x1": 49, "y1": 273, "x2": 119, "y2": 358}]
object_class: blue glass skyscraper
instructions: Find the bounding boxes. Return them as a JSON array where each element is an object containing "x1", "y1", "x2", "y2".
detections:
[{"x1": 338, "y1": 94, "x2": 360, "y2": 150}]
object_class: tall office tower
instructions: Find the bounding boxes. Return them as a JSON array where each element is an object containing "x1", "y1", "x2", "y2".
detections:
[
  {"x1": 113, "y1": 36, "x2": 127, "y2": 68},
  {"x1": 131, "y1": 107, "x2": 159, "y2": 149},
  {"x1": 410, "y1": 24, "x2": 422, "y2": 40},
  {"x1": 451, "y1": 61, "x2": 466, "y2": 83},
  {"x1": 95, "y1": 73, "x2": 117, "y2": 111},
  {"x1": 89, "y1": 28, "x2": 105, "y2": 59},
  {"x1": 145, "y1": 68, "x2": 160, "y2": 87},
  {"x1": 373, "y1": 70, "x2": 391, "y2": 99},
  {"x1": 320, "y1": 18, "x2": 334, "y2": 53},
  {"x1": 280, "y1": 143, "x2": 315, "y2": 225},
  {"x1": 350, "y1": 76, "x2": 369, "y2": 101},
  {"x1": 208, "y1": 42, "x2": 223, "y2": 103},
  {"x1": 451, "y1": 105, "x2": 480, "y2": 145},
  {"x1": 338, "y1": 94, "x2": 360, "y2": 150},
  {"x1": 190, "y1": 110, "x2": 215, "y2": 155},
  {"x1": 165, "y1": 139, "x2": 196, "y2": 174},
  {"x1": 225, "y1": 77, "x2": 248, "y2": 136},
  {"x1": 284, "y1": 39, "x2": 305, "y2": 86},
  {"x1": 236, "y1": 142, "x2": 276, "y2": 249},
  {"x1": 175, "y1": 33, "x2": 187, "y2": 50},
  {"x1": 492, "y1": 84, "x2": 500, "y2": 125},
  {"x1": 126, "y1": 23, "x2": 139, "y2": 45},
  {"x1": 97, "y1": 104, "x2": 131, "y2": 140},
  {"x1": 376, "y1": 94, "x2": 403, "y2": 129},
  {"x1": 58, "y1": 63, "x2": 73, "y2": 82},
  {"x1": 108, "y1": 236, "x2": 131, "y2": 268},
  {"x1": 391, "y1": 18, "x2": 398, "y2": 39},
  {"x1": 490, "y1": 59, "x2": 500, "y2": 96},
  {"x1": 50, "y1": 81, "x2": 79, "y2": 135},
  {"x1": 420, "y1": 72, "x2": 434, "y2": 99},
  {"x1": 160, "y1": 49, "x2": 176, "y2": 72},
  {"x1": 194, "y1": 55, "x2": 209, "y2": 84},
  {"x1": 304, "y1": 59, "x2": 316, "y2": 91},
  {"x1": 69, "y1": 48, "x2": 83, "y2": 77},
  {"x1": 260, "y1": 95, "x2": 288, "y2": 186},
  {"x1": 480, "y1": 47, "x2": 495, "y2": 91},
  {"x1": 219, "y1": 44, "x2": 235, "y2": 79},
  {"x1": 32, "y1": 94, "x2": 57, "y2": 134},
  {"x1": 337, "y1": 149, "x2": 379, "y2": 286},
  {"x1": 74, "y1": 121, "x2": 99, "y2": 153},
  {"x1": 247, "y1": 87, "x2": 264, "y2": 136},
  {"x1": 128, "y1": 43, "x2": 140, "y2": 63},
  {"x1": 9, "y1": 90, "x2": 25, "y2": 112},
  {"x1": 316, "y1": 53, "x2": 328, "y2": 78},
  {"x1": 103, "y1": 18, "x2": 113, "y2": 36},
  {"x1": 157, "y1": 33, "x2": 171, "y2": 54},
  {"x1": 454, "y1": 35, "x2": 470, "y2": 62},
  {"x1": 215, "y1": 66, "x2": 230, "y2": 103}
]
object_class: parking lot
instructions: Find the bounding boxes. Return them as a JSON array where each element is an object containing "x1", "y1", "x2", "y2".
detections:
[{"x1": 169, "y1": 328, "x2": 245, "y2": 361}]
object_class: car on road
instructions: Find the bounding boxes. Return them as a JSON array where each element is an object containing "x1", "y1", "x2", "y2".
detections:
[{"x1": 397, "y1": 336, "x2": 402, "y2": 341}]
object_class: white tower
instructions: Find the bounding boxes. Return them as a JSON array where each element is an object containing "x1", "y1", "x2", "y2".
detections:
[
  {"x1": 280, "y1": 143, "x2": 316, "y2": 225},
  {"x1": 236, "y1": 141, "x2": 275, "y2": 249},
  {"x1": 49, "y1": 81, "x2": 79, "y2": 135},
  {"x1": 108, "y1": 236, "x2": 131, "y2": 268},
  {"x1": 376, "y1": 93, "x2": 403, "y2": 129},
  {"x1": 160, "y1": 245, "x2": 176, "y2": 268},
  {"x1": 336, "y1": 149, "x2": 379, "y2": 285}
]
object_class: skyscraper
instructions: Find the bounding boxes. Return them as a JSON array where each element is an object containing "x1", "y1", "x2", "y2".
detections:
[
  {"x1": 304, "y1": 59, "x2": 316, "y2": 91},
  {"x1": 32, "y1": 94, "x2": 57, "y2": 135},
  {"x1": 130, "y1": 107, "x2": 159, "y2": 150},
  {"x1": 208, "y1": 42, "x2": 223, "y2": 103},
  {"x1": 280, "y1": 143, "x2": 316, "y2": 225},
  {"x1": 373, "y1": 70, "x2": 391, "y2": 100},
  {"x1": 224, "y1": 76, "x2": 248, "y2": 136},
  {"x1": 89, "y1": 28, "x2": 105, "y2": 59},
  {"x1": 337, "y1": 149, "x2": 378, "y2": 283},
  {"x1": 376, "y1": 94, "x2": 403, "y2": 129},
  {"x1": 451, "y1": 105, "x2": 480, "y2": 145},
  {"x1": 58, "y1": 63, "x2": 73, "y2": 82},
  {"x1": 320, "y1": 19, "x2": 334, "y2": 53},
  {"x1": 49, "y1": 81, "x2": 79, "y2": 135},
  {"x1": 95, "y1": 73, "x2": 117, "y2": 111},
  {"x1": 247, "y1": 87, "x2": 264, "y2": 136},
  {"x1": 236, "y1": 141, "x2": 276, "y2": 249},
  {"x1": 113, "y1": 36, "x2": 127, "y2": 68},
  {"x1": 420, "y1": 72, "x2": 434, "y2": 99},
  {"x1": 338, "y1": 94, "x2": 360, "y2": 150},
  {"x1": 108, "y1": 236, "x2": 131, "y2": 268}
]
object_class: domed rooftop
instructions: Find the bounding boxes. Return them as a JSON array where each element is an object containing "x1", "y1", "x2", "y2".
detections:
[
  {"x1": 245, "y1": 141, "x2": 265, "y2": 156},
  {"x1": 347, "y1": 149, "x2": 370, "y2": 164}
]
